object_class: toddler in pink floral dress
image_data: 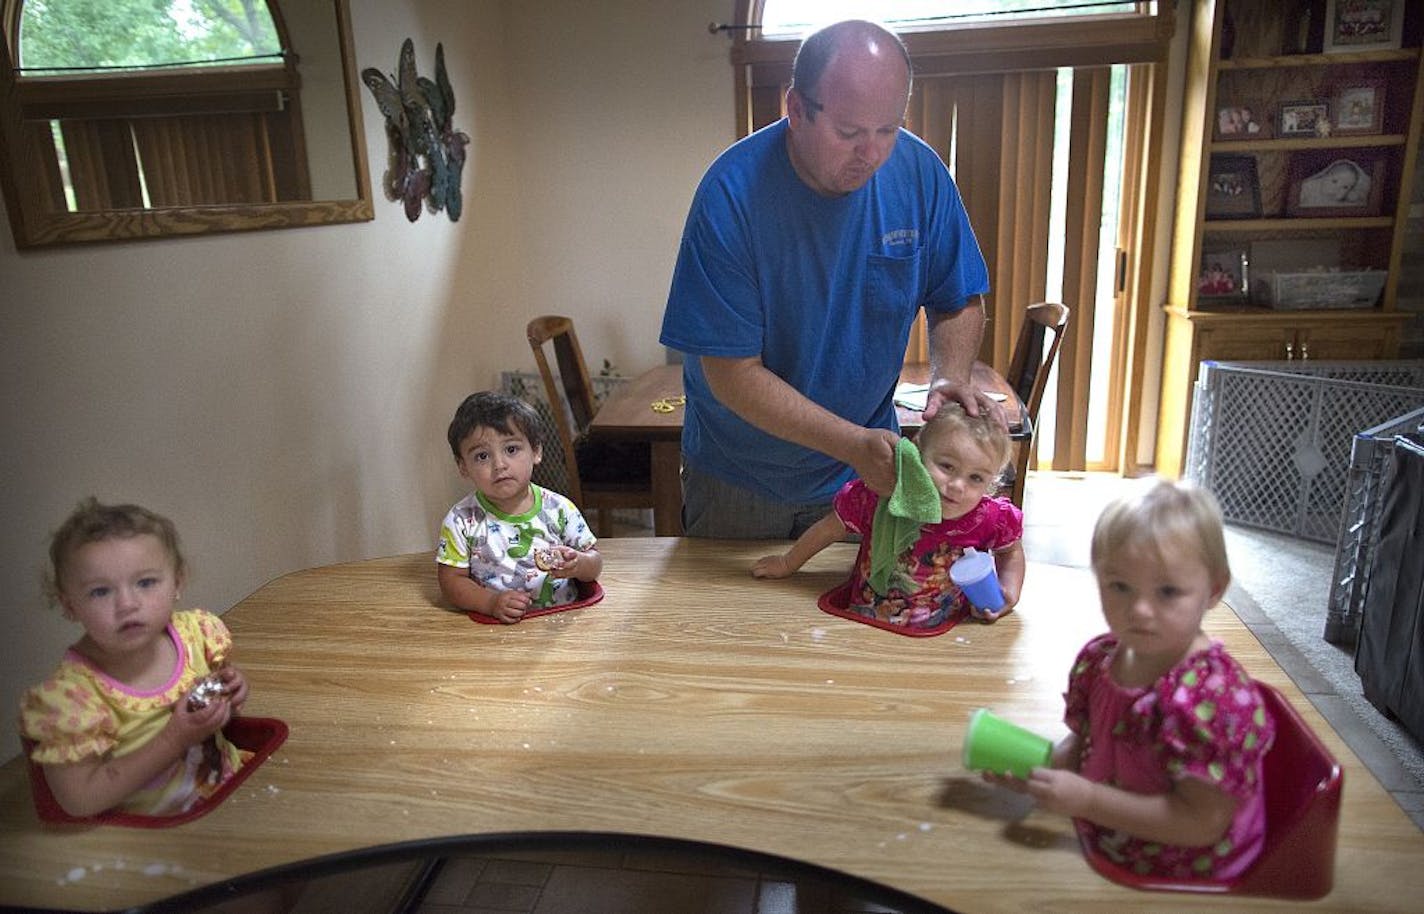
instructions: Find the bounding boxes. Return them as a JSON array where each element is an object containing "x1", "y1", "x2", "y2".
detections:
[
  {"x1": 753, "y1": 404, "x2": 1025, "y2": 631},
  {"x1": 985, "y1": 479, "x2": 1275, "y2": 881}
]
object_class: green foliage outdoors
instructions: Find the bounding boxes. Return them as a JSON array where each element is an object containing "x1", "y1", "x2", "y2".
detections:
[{"x1": 19, "y1": 0, "x2": 280, "y2": 70}]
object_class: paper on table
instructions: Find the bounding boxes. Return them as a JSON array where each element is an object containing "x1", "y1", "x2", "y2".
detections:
[
  {"x1": 893, "y1": 383, "x2": 1006, "y2": 411},
  {"x1": 894, "y1": 383, "x2": 930, "y2": 411}
]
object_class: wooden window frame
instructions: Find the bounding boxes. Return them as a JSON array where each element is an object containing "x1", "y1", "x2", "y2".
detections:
[
  {"x1": 729, "y1": 3, "x2": 1173, "y2": 135},
  {"x1": 0, "y1": 0, "x2": 372, "y2": 248}
]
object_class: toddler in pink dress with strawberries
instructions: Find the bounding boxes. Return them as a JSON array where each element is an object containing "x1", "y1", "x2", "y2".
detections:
[
  {"x1": 985, "y1": 480, "x2": 1275, "y2": 880},
  {"x1": 753, "y1": 404, "x2": 1025, "y2": 634}
]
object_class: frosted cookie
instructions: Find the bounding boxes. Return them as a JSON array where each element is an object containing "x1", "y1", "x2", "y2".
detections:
[{"x1": 186, "y1": 675, "x2": 226, "y2": 711}]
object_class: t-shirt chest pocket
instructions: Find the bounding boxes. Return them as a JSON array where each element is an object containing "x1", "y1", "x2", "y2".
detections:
[{"x1": 865, "y1": 248, "x2": 923, "y2": 317}]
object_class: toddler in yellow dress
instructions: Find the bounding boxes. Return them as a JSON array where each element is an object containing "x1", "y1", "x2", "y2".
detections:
[{"x1": 19, "y1": 498, "x2": 249, "y2": 817}]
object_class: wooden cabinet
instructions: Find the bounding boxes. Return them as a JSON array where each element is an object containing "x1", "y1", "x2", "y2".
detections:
[
  {"x1": 1155, "y1": 0, "x2": 1422, "y2": 476},
  {"x1": 1158, "y1": 308, "x2": 1408, "y2": 475}
]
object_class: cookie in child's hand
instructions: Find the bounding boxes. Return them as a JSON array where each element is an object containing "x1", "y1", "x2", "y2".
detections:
[
  {"x1": 186, "y1": 675, "x2": 226, "y2": 711},
  {"x1": 533, "y1": 547, "x2": 564, "y2": 572}
]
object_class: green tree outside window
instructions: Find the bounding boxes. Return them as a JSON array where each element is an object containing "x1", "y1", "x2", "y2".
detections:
[{"x1": 19, "y1": 0, "x2": 281, "y2": 73}]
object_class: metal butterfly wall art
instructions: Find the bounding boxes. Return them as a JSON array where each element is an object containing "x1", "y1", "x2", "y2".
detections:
[{"x1": 361, "y1": 39, "x2": 471, "y2": 222}]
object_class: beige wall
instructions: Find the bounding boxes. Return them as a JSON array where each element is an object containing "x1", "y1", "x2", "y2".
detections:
[{"x1": 0, "y1": 0, "x2": 733, "y2": 753}]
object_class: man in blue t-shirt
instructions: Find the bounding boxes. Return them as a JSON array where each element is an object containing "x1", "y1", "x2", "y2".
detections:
[{"x1": 659, "y1": 19, "x2": 1000, "y2": 539}]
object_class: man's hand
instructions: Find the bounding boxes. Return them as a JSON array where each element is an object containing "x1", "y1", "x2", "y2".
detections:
[
  {"x1": 849, "y1": 427, "x2": 900, "y2": 496},
  {"x1": 924, "y1": 378, "x2": 1009, "y2": 432}
]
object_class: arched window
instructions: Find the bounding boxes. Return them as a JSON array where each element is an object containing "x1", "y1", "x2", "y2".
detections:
[
  {"x1": 18, "y1": 0, "x2": 283, "y2": 73},
  {"x1": 4, "y1": 0, "x2": 311, "y2": 213}
]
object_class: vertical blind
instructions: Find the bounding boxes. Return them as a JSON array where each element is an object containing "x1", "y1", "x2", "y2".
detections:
[{"x1": 903, "y1": 65, "x2": 1112, "y2": 476}]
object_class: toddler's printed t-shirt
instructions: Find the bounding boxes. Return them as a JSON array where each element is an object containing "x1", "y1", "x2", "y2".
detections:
[{"x1": 437, "y1": 484, "x2": 596, "y2": 607}]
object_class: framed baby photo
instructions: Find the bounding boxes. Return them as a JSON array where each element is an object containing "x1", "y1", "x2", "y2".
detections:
[
  {"x1": 1324, "y1": 0, "x2": 1405, "y2": 53},
  {"x1": 1286, "y1": 150, "x2": 1387, "y2": 217},
  {"x1": 1215, "y1": 103, "x2": 1272, "y2": 141},
  {"x1": 1204, "y1": 155, "x2": 1262, "y2": 220},
  {"x1": 1196, "y1": 248, "x2": 1250, "y2": 303},
  {"x1": 1333, "y1": 80, "x2": 1386, "y2": 135},
  {"x1": 1279, "y1": 100, "x2": 1330, "y2": 138}
]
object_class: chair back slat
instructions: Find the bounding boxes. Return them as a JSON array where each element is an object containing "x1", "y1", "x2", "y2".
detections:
[
  {"x1": 1011, "y1": 322, "x2": 1047, "y2": 405},
  {"x1": 527, "y1": 315, "x2": 587, "y2": 505},
  {"x1": 553, "y1": 331, "x2": 596, "y2": 432},
  {"x1": 1002, "y1": 301, "x2": 1070, "y2": 507},
  {"x1": 526, "y1": 315, "x2": 658, "y2": 534}
]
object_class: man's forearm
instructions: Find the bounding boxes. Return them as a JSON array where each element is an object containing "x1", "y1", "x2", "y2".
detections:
[
  {"x1": 928, "y1": 297, "x2": 987, "y2": 386},
  {"x1": 699, "y1": 355, "x2": 866, "y2": 465}
]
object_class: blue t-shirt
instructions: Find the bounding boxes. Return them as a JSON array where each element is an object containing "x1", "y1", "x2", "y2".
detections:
[{"x1": 659, "y1": 119, "x2": 989, "y2": 503}]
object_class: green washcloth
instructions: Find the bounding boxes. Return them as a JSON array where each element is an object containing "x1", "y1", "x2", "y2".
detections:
[{"x1": 868, "y1": 437, "x2": 943, "y2": 595}]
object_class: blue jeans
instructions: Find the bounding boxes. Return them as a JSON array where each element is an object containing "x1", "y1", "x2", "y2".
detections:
[{"x1": 681, "y1": 462, "x2": 831, "y2": 539}]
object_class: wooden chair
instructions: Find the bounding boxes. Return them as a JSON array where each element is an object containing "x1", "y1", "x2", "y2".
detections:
[
  {"x1": 1001, "y1": 301, "x2": 1069, "y2": 508},
  {"x1": 526, "y1": 315, "x2": 655, "y2": 536}
]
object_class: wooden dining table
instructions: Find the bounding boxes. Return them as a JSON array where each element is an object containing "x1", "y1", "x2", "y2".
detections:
[
  {"x1": 588, "y1": 362, "x2": 1027, "y2": 536},
  {"x1": 3, "y1": 538, "x2": 1422, "y2": 913}
]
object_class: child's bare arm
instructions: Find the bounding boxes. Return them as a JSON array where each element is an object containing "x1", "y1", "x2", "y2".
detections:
[
  {"x1": 437, "y1": 562, "x2": 528, "y2": 622},
  {"x1": 752, "y1": 512, "x2": 847, "y2": 578},
  {"x1": 995, "y1": 540, "x2": 1026, "y2": 608},
  {"x1": 552, "y1": 545, "x2": 602, "y2": 582},
  {"x1": 981, "y1": 732, "x2": 1079, "y2": 792},
  {"x1": 41, "y1": 700, "x2": 232, "y2": 817},
  {"x1": 1019, "y1": 768, "x2": 1238, "y2": 847},
  {"x1": 214, "y1": 664, "x2": 248, "y2": 711},
  {"x1": 968, "y1": 540, "x2": 1026, "y2": 622},
  {"x1": 1049, "y1": 731, "x2": 1082, "y2": 771},
  {"x1": 983, "y1": 730, "x2": 1235, "y2": 846}
]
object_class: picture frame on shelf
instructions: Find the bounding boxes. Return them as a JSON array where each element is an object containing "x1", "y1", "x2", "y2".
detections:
[
  {"x1": 1196, "y1": 247, "x2": 1250, "y2": 303},
  {"x1": 1324, "y1": 0, "x2": 1405, "y2": 53},
  {"x1": 1333, "y1": 80, "x2": 1386, "y2": 135},
  {"x1": 1216, "y1": 103, "x2": 1271, "y2": 141},
  {"x1": 1285, "y1": 150, "x2": 1387, "y2": 217},
  {"x1": 1204, "y1": 155, "x2": 1262, "y2": 220},
  {"x1": 1279, "y1": 100, "x2": 1330, "y2": 138}
]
